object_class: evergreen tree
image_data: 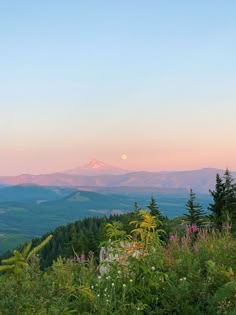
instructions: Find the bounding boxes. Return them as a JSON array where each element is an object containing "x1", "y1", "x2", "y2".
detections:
[
  {"x1": 223, "y1": 168, "x2": 236, "y2": 217},
  {"x1": 147, "y1": 197, "x2": 163, "y2": 219},
  {"x1": 209, "y1": 169, "x2": 236, "y2": 229},
  {"x1": 208, "y1": 173, "x2": 225, "y2": 229},
  {"x1": 133, "y1": 201, "x2": 141, "y2": 212},
  {"x1": 184, "y1": 189, "x2": 205, "y2": 226}
]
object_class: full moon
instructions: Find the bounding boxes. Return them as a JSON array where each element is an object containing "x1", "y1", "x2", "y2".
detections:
[{"x1": 121, "y1": 154, "x2": 127, "y2": 160}]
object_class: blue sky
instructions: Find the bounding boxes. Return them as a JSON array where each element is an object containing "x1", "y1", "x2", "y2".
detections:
[{"x1": 0, "y1": 1, "x2": 236, "y2": 174}]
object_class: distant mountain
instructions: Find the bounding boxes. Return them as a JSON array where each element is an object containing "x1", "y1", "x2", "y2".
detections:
[
  {"x1": 0, "y1": 165, "x2": 234, "y2": 193},
  {"x1": 64, "y1": 158, "x2": 130, "y2": 175}
]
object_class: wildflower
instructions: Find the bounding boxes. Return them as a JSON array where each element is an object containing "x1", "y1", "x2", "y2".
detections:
[
  {"x1": 91, "y1": 285, "x2": 94, "y2": 290},
  {"x1": 117, "y1": 270, "x2": 121, "y2": 274},
  {"x1": 191, "y1": 224, "x2": 199, "y2": 233},
  {"x1": 129, "y1": 279, "x2": 133, "y2": 283},
  {"x1": 80, "y1": 253, "x2": 86, "y2": 262},
  {"x1": 97, "y1": 294, "x2": 100, "y2": 297},
  {"x1": 185, "y1": 226, "x2": 192, "y2": 235},
  {"x1": 111, "y1": 283, "x2": 115, "y2": 287},
  {"x1": 186, "y1": 224, "x2": 199, "y2": 235},
  {"x1": 123, "y1": 284, "x2": 126, "y2": 288},
  {"x1": 169, "y1": 234, "x2": 177, "y2": 242},
  {"x1": 98, "y1": 275, "x2": 101, "y2": 280},
  {"x1": 151, "y1": 266, "x2": 155, "y2": 271}
]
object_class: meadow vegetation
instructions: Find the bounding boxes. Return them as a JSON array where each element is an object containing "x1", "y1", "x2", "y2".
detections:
[{"x1": 0, "y1": 170, "x2": 236, "y2": 314}]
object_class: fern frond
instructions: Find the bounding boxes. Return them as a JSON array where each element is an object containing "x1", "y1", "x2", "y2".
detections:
[
  {"x1": 22, "y1": 241, "x2": 32, "y2": 258},
  {"x1": 78, "y1": 285, "x2": 95, "y2": 302},
  {"x1": 27, "y1": 234, "x2": 53, "y2": 261},
  {"x1": 0, "y1": 265, "x2": 15, "y2": 272}
]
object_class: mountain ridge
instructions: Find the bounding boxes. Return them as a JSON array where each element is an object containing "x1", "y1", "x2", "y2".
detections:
[{"x1": 0, "y1": 160, "x2": 233, "y2": 193}]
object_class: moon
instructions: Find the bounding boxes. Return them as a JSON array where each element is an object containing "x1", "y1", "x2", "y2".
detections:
[{"x1": 121, "y1": 154, "x2": 127, "y2": 160}]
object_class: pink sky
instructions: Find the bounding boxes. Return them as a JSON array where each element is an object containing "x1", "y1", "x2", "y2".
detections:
[{"x1": 1, "y1": 1, "x2": 236, "y2": 176}]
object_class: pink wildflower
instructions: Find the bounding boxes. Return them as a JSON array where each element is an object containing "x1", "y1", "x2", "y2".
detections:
[
  {"x1": 80, "y1": 253, "x2": 86, "y2": 263},
  {"x1": 185, "y1": 226, "x2": 192, "y2": 235},
  {"x1": 169, "y1": 234, "x2": 178, "y2": 242},
  {"x1": 186, "y1": 224, "x2": 199, "y2": 235},
  {"x1": 191, "y1": 224, "x2": 199, "y2": 233}
]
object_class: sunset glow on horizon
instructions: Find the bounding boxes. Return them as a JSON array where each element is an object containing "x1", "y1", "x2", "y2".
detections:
[{"x1": 1, "y1": 1, "x2": 236, "y2": 176}]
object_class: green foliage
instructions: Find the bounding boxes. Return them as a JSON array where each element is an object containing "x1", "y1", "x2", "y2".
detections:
[
  {"x1": 209, "y1": 169, "x2": 236, "y2": 229},
  {"x1": 0, "y1": 235, "x2": 52, "y2": 274},
  {"x1": 209, "y1": 173, "x2": 225, "y2": 228},
  {"x1": 147, "y1": 196, "x2": 163, "y2": 219},
  {"x1": 133, "y1": 201, "x2": 141, "y2": 212},
  {"x1": 184, "y1": 188, "x2": 206, "y2": 226},
  {"x1": 1, "y1": 203, "x2": 236, "y2": 313},
  {"x1": 130, "y1": 209, "x2": 164, "y2": 248},
  {"x1": 105, "y1": 221, "x2": 127, "y2": 241}
]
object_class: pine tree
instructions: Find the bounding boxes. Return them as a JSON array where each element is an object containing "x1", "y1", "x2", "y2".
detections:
[
  {"x1": 133, "y1": 201, "x2": 141, "y2": 212},
  {"x1": 147, "y1": 197, "x2": 163, "y2": 220},
  {"x1": 209, "y1": 169, "x2": 236, "y2": 229},
  {"x1": 184, "y1": 189, "x2": 205, "y2": 226},
  {"x1": 208, "y1": 173, "x2": 225, "y2": 229},
  {"x1": 223, "y1": 168, "x2": 236, "y2": 217}
]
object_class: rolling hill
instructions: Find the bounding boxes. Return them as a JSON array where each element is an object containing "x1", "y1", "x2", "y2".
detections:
[
  {"x1": 0, "y1": 186, "x2": 211, "y2": 253},
  {"x1": 0, "y1": 185, "x2": 75, "y2": 203}
]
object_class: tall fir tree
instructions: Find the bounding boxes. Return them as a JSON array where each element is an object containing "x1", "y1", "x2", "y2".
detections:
[
  {"x1": 209, "y1": 169, "x2": 236, "y2": 229},
  {"x1": 147, "y1": 196, "x2": 163, "y2": 220},
  {"x1": 223, "y1": 168, "x2": 236, "y2": 217},
  {"x1": 208, "y1": 173, "x2": 225, "y2": 229},
  {"x1": 184, "y1": 189, "x2": 205, "y2": 226}
]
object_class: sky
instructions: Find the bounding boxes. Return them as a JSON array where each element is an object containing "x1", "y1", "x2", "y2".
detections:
[{"x1": 0, "y1": 1, "x2": 236, "y2": 175}]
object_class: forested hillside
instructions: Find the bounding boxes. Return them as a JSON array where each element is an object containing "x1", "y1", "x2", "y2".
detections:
[{"x1": 0, "y1": 186, "x2": 212, "y2": 254}]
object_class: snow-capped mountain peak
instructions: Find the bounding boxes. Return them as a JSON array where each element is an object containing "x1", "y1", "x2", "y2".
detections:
[{"x1": 64, "y1": 159, "x2": 129, "y2": 176}]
